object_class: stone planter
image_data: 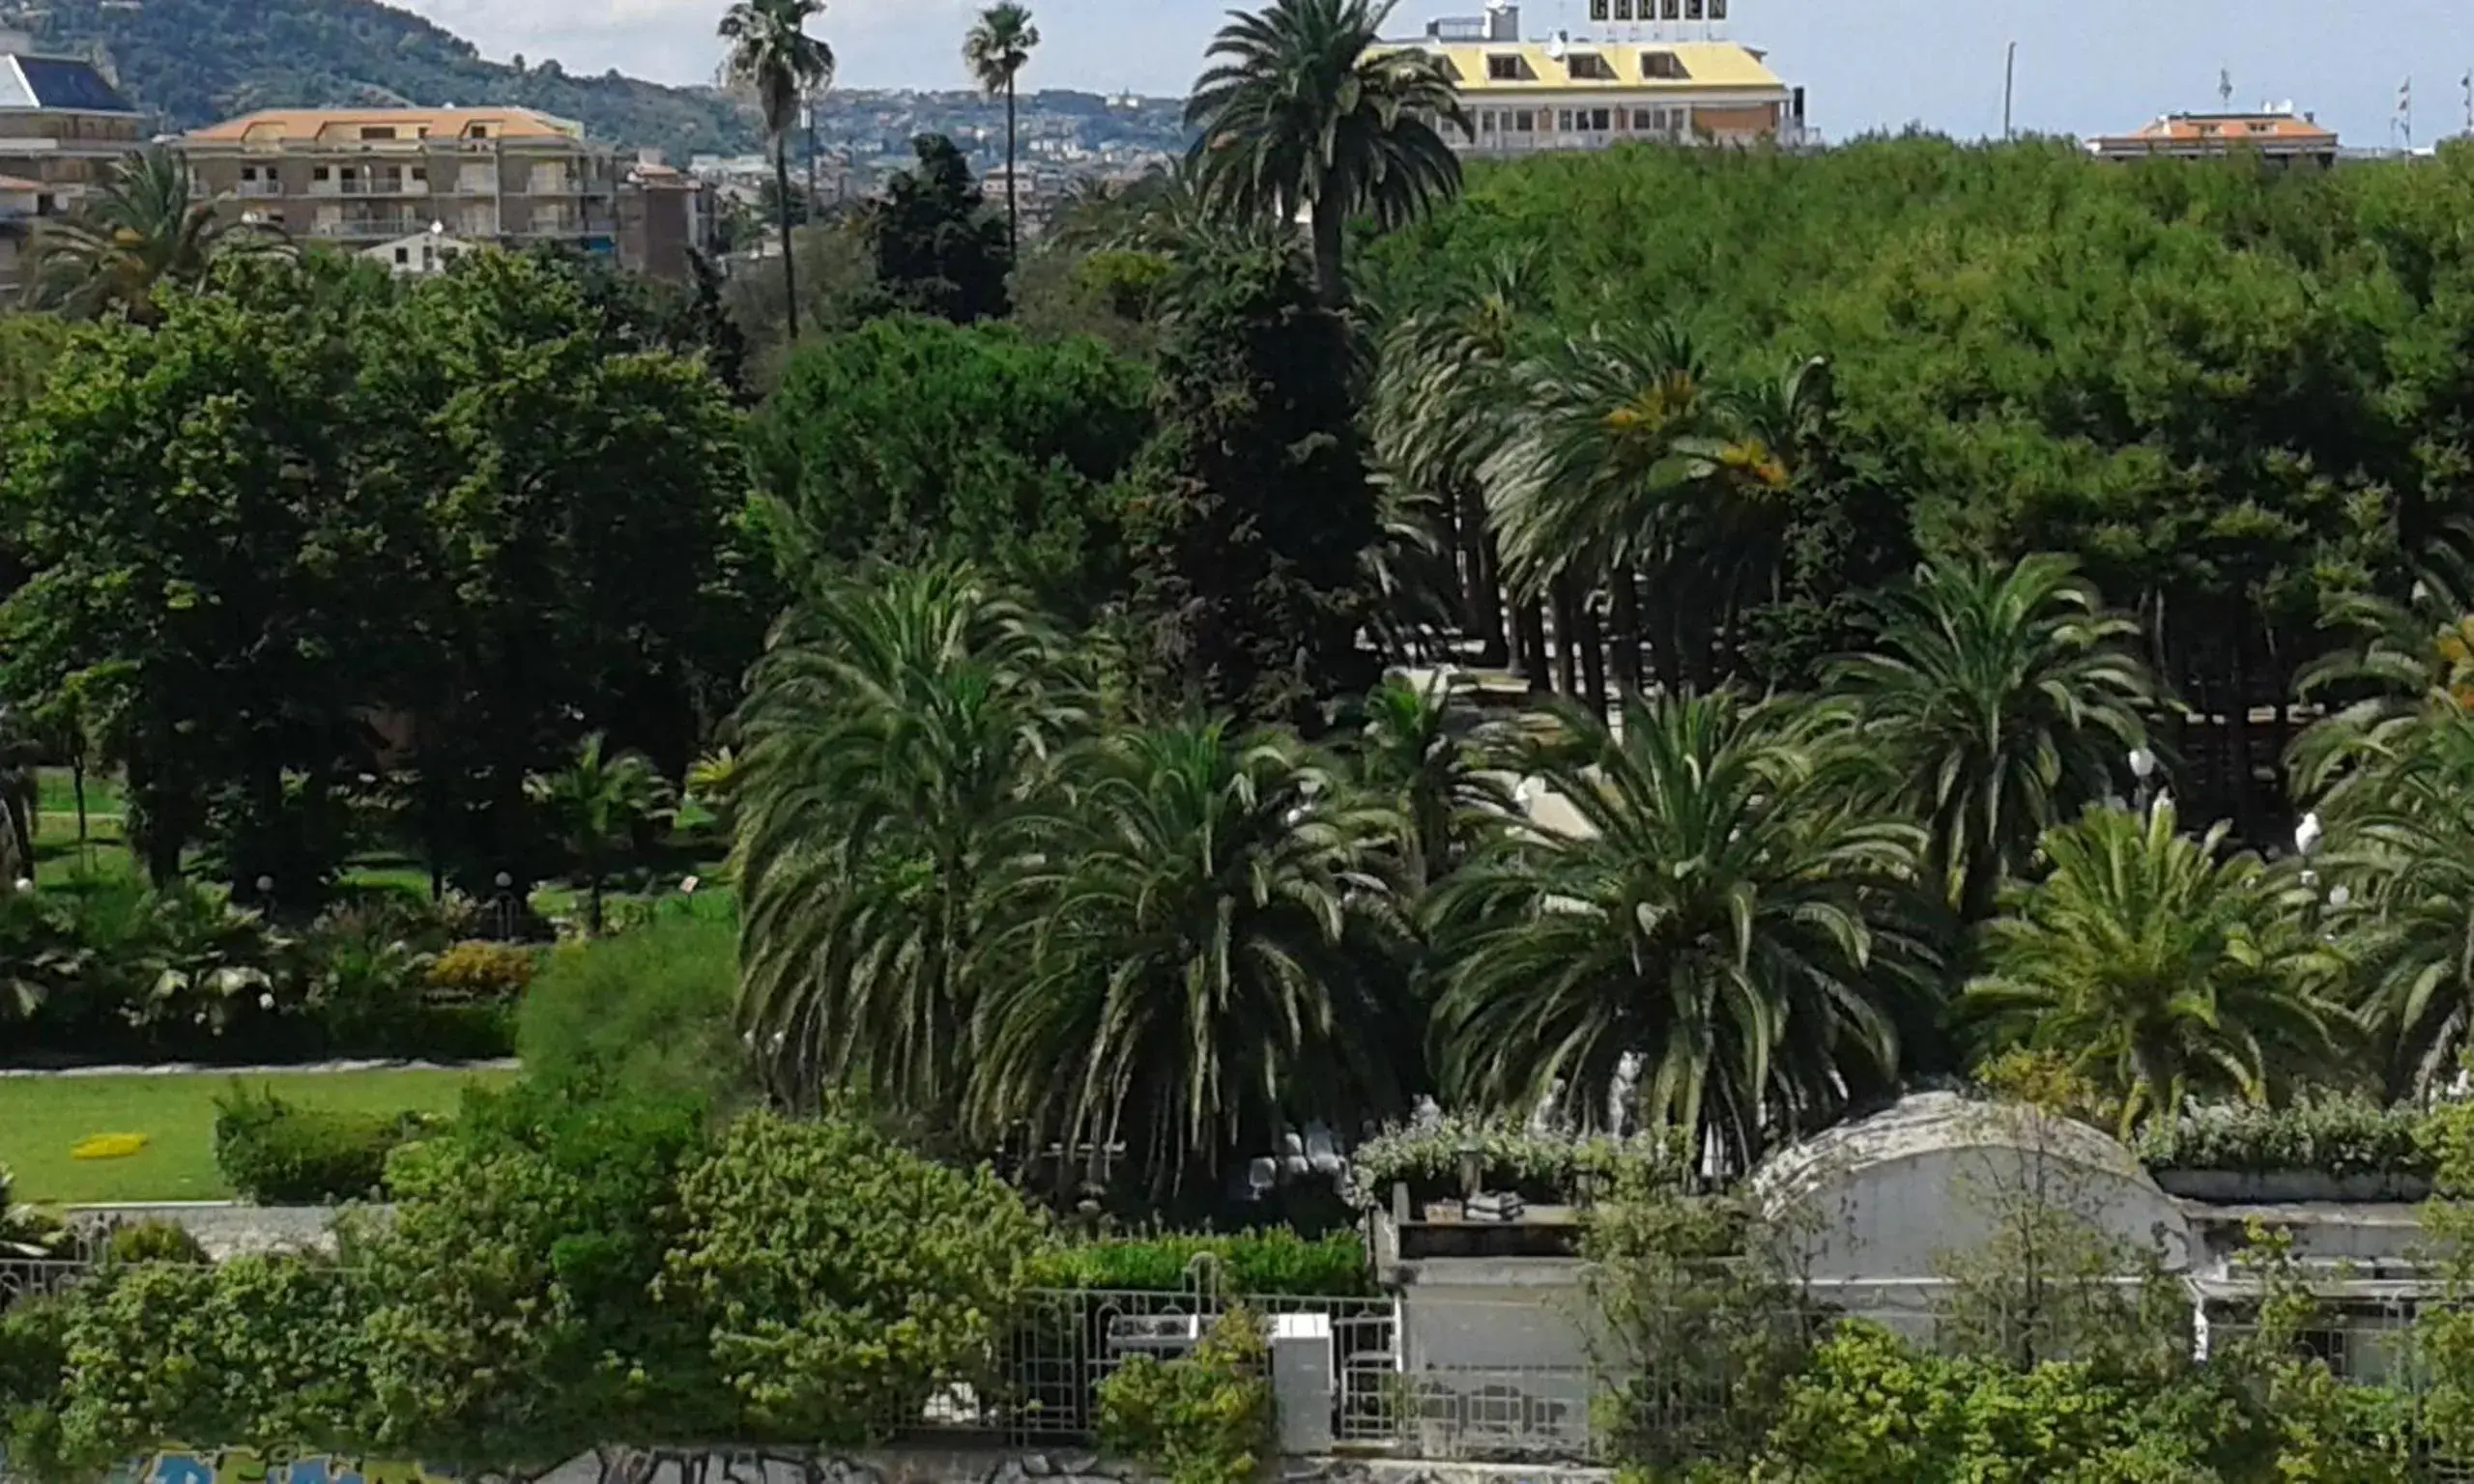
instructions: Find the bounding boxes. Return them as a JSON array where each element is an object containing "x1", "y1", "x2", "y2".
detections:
[{"x1": 2152, "y1": 1168, "x2": 2432, "y2": 1204}]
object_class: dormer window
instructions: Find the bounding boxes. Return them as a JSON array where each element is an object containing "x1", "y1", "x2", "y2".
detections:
[
  {"x1": 1567, "y1": 52, "x2": 1615, "y2": 80},
  {"x1": 1641, "y1": 50, "x2": 1690, "y2": 79},
  {"x1": 1486, "y1": 53, "x2": 1525, "y2": 81}
]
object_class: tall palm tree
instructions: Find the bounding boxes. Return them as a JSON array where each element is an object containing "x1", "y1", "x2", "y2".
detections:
[
  {"x1": 1486, "y1": 321, "x2": 1721, "y2": 701},
  {"x1": 2291, "y1": 522, "x2": 2474, "y2": 804},
  {"x1": 964, "y1": 3, "x2": 1041, "y2": 262},
  {"x1": 1185, "y1": 0, "x2": 1468, "y2": 308},
  {"x1": 1349, "y1": 671, "x2": 1512, "y2": 892},
  {"x1": 1427, "y1": 692, "x2": 1939, "y2": 1176},
  {"x1": 528, "y1": 732, "x2": 675, "y2": 935},
  {"x1": 720, "y1": 0, "x2": 836, "y2": 342},
  {"x1": 969, "y1": 720, "x2": 1410, "y2": 1197},
  {"x1": 1961, "y1": 802, "x2": 2343, "y2": 1138},
  {"x1": 2317, "y1": 693, "x2": 2474, "y2": 1095},
  {"x1": 27, "y1": 147, "x2": 287, "y2": 322},
  {"x1": 1830, "y1": 555, "x2": 2159, "y2": 928},
  {"x1": 734, "y1": 563, "x2": 1079, "y2": 1114},
  {"x1": 1371, "y1": 249, "x2": 1542, "y2": 671}
]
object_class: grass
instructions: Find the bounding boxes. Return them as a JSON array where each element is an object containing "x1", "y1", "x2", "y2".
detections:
[{"x1": 0, "y1": 1067, "x2": 517, "y2": 1206}]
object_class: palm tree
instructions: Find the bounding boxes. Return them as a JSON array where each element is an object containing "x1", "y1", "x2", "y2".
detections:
[
  {"x1": 1830, "y1": 555, "x2": 2159, "y2": 928},
  {"x1": 720, "y1": 0, "x2": 836, "y2": 342},
  {"x1": 1961, "y1": 802, "x2": 2343, "y2": 1138},
  {"x1": 1185, "y1": 0, "x2": 1468, "y2": 307},
  {"x1": 969, "y1": 720, "x2": 1410, "y2": 1197},
  {"x1": 1371, "y1": 249, "x2": 1542, "y2": 671},
  {"x1": 1427, "y1": 692, "x2": 1940, "y2": 1176},
  {"x1": 734, "y1": 563, "x2": 1079, "y2": 1114},
  {"x1": 2317, "y1": 694, "x2": 2474, "y2": 1095},
  {"x1": 27, "y1": 147, "x2": 288, "y2": 321},
  {"x1": 1486, "y1": 321, "x2": 1722, "y2": 703},
  {"x1": 964, "y1": 3, "x2": 1041, "y2": 262},
  {"x1": 2291, "y1": 523, "x2": 2474, "y2": 804},
  {"x1": 529, "y1": 732, "x2": 676, "y2": 935},
  {"x1": 1349, "y1": 672, "x2": 1512, "y2": 891}
]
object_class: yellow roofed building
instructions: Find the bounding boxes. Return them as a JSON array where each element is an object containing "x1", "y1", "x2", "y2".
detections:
[{"x1": 1383, "y1": 1, "x2": 1806, "y2": 157}]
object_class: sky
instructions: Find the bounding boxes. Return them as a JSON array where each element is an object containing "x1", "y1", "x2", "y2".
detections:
[{"x1": 393, "y1": 0, "x2": 2474, "y2": 148}]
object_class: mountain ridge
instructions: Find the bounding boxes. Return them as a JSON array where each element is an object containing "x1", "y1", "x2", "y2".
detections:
[{"x1": 8, "y1": 0, "x2": 766, "y2": 161}]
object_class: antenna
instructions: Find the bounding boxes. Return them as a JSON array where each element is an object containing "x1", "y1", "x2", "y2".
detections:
[
  {"x1": 2002, "y1": 42, "x2": 2017, "y2": 140},
  {"x1": 2218, "y1": 67, "x2": 2232, "y2": 109}
]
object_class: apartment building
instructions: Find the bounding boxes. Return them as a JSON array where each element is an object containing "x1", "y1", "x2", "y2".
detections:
[
  {"x1": 0, "y1": 31, "x2": 148, "y2": 295},
  {"x1": 180, "y1": 106, "x2": 711, "y2": 282},
  {"x1": 1387, "y1": 0, "x2": 1805, "y2": 157},
  {"x1": 2087, "y1": 105, "x2": 2341, "y2": 166}
]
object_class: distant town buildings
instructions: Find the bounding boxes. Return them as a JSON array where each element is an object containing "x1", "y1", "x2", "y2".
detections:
[
  {"x1": 2087, "y1": 104, "x2": 2341, "y2": 166},
  {"x1": 176, "y1": 105, "x2": 716, "y2": 282},
  {"x1": 1385, "y1": 0, "x2": 1807, "y2": 157},
  {"x1": 0, "y1": 28, "x2": 145, "y2": 296}
]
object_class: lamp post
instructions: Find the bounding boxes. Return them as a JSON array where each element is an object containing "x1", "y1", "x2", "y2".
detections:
[
  {"x1": 1455, "y1": 1140, "x2": 1483, "y2": 1215},
  {"x1": 493, "y1": 870, "x2": 516, "y2": 940},
  {"x1": 2128, "y1": 746, "x2": 2158, "y2": 815}
]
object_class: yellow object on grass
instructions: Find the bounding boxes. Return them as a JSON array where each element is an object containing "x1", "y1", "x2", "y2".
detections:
[{"x1": 70, "y1": 1132, "x2": 150, "y2": 1160}]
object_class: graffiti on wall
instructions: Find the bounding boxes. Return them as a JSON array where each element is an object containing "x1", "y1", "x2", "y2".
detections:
[{"x1": 117, "y1": 1452, "x2": 456, "y2": 1484}]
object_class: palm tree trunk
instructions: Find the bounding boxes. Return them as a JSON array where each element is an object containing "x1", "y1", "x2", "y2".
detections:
[
  {"x1": 588, "y1": 874, "x2": 605, "y2": 937},
  {"x1": 1575, "y1": 596, "x2": 1609, "y2": 719},
  {"x1": 1550, "y1": 578, "x2": 1580, "y2": 698},
  {"x1": 1513, "y1": 596, "x2": 1548, "y2": 693},
  {"x1": 1004, "y1": 76, "x2": 1020, "y2": 262},
  {"x1": 1472, "y1": 503, "x2": 1510, "y2": 668},
  {"x1": 774, "y1": 135, "x2": 801, "y2": 341},
  {"x1": 1609, "y1": 570, "x2": 1644, "y2": 696},
  {"x1": 1309, "y1": 193, "x2": 1346, "y2": 309}
]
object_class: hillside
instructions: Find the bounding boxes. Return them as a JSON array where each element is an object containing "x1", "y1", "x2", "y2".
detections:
[{"x1": 11, "y1": 0, "x2": 764, "y2": 160}]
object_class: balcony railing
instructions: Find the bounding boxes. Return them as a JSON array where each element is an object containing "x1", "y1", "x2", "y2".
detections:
[
  {"x1": 308, "y1": 215, "x2": 430, "y2": 239},
  {"x1": 235, "y1": 180, "x2": 283, "y2": 198}
]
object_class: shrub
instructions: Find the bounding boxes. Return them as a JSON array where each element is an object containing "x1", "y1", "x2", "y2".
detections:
[
  {"x1": 212, "y1": 1084, "x2": 443, "y2": 1204},
  {"x1": 1098, "y1": 1309, "x2": 1274, "y2": 1484},
  {"x1": 102, "y1": 1220, "x2": 209, "y2": 1266},
  {"x1": 517, "y1": 912, "x2": 749, "y2": 1104},
  {"x1": 1345, "y1": 1113, "x2": 1683, "y2": 1208},
  {"x1": 2134, "y1": 1094, "x2": 2434, "y2": 1180},
  {"x1": 1035, "y1": 1230, "x2": 1369, "y2": 1297},
  {"x1": 424, "y1": 941, "x2": 537, "y2": 1003},
  {"x1": 665, "y1": 1110, "x2": 1053, "y2": 1444}
]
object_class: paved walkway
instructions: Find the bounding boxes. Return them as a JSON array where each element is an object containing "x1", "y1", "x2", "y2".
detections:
[{"x1": 0, "y1": 1058, "x2": 519, "y2": 1078}]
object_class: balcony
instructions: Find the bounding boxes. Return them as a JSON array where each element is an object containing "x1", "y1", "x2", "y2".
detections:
[
  {"x1": 235, "y1": 179, "x2": 283, "y2": 198},
  {"x1": 308, "y1": 214, "x2": 430, "y2": 240}
]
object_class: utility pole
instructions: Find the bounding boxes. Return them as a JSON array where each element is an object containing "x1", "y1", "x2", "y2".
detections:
[{"x1": 2002, "y1": 42, "x2": 2017, "y2": 139}]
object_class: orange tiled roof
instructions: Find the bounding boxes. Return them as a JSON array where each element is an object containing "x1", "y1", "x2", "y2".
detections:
[
  {"x1": 2092, "y1": 110, "x2": 2338, "y2": 151},
  {"x1": 183, "y1": 106, "x2": 586, "y2": 145}
]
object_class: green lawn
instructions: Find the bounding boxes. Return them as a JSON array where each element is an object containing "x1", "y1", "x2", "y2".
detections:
[{"x1": 0, "y1": 1068, "x2": 517, "y2": 1205}]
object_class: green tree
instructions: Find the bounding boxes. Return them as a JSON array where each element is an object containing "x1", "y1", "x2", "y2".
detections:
[
  {"x1": 971, "y1": 719, "x2": 1411, "y2": 1197},
  {"x1": 964, "y1": 3, "x2": 1041, "y2": 262},
  {"x1": 734, "y1": 562, "x2": 1079, "y2": 1114},
  {"x1": 1128, "y1": 242, "x2": 1377, "y2": 723},
  {"x1": 1961, "y1": 802, "x2": 2344, "y2": 1138},
  {"x1": 26, "y1": 146, "x2": 288, "y2": 322},
  {"x1": 358, "y1": 1083, "x2": 721, "y2": 1473},
  {"x1": 1832, "y1": 555, "x2": 2159, "y2": 928},
  {"x1": 719, "y1": 0, "x2": 835, "y2": 343},
  {"x1": 665, "y1": 1110, "x2": 1050, "y2": 1442},
  {"x1": 747, "y1": 316, "x2": 1151, "y2": 620},
  {"x1": 528, "y1": 731, "x2": 676, "y2": 935},
  {"x1": 1427, "y1": 692, "x2": 1939, "y2": 1176},
  {"x1": 868, "y1": 134, "x2": 1013, "y2": 324},
  {"x1": 1348, "y1": 671, "x2": 1510, "y2": 892},
  {"x1": 2319, "y1": 694, "x2": 2474, "y2": 1096},
  {"x1": 0, "y1": 255, "x2": 403, "y2": 895},
  {"x1": 1185, "y1": 0, "x2": 1467, "y2": 307}
]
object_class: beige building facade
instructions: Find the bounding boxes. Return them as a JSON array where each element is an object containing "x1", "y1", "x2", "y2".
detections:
[
  {"x1": 0, "y1": 34, "x2": 149, "y2": 296},
  {"x1": 180, "y1": 106, "x2": 712, "y2": 282}
]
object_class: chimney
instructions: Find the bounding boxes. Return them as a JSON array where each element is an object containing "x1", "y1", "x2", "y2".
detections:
[{"x1": 1485, "y1": 1, "x2": 1520, "y2": 42}]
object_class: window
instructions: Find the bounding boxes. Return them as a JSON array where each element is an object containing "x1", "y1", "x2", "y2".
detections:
[
  {"x1": 1486, "y1": 53, "x2": 1522, "y2": 80},
  {"x1": 312, "y1": 164, "x2": 331, "y2": 181},
  {"x1": 393, "y1": 245, "x2": 411, "y2": 264},
  {"x1": 1481, "y1": 110, "x2": 1498, "y2": 132},
  {"x1": 1634, "y1": 107, "x2": 1654, "y2": 130},
  {"x1": 1642, "y1": 50, "x2": 1691, "y2": 79},
  {"x1": 1592, "y1": 107, "x2": 1612, "y2": 130},
  {"x1": 464, "y1": 122, "x2": 492, "y2": 139},
  {"x1": 1568, "y1": 52, "x2": 1615, "y2": 80},
  {"x1": 360, "y1": 126, "x2": 396, "y2": 140},
  {"x1": 1558, "y1": 108, "x2": 1574, "y2": 131},
  {"x1": 1514, "y1": 109, "x2": 1534, "y2": 131}
]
